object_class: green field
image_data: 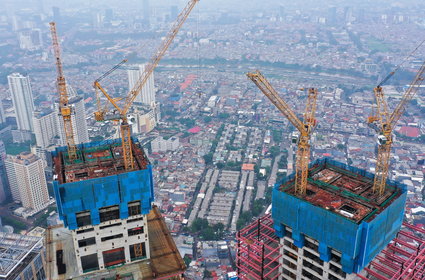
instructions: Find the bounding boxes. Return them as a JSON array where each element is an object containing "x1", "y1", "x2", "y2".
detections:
[{"x1": 366, "y1": 37, "x2": 391, "y2": 52}]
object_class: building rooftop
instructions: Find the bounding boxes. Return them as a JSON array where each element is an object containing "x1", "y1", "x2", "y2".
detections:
[
  {"x1": 8, "y1": 152, "x2": 39, "y2": 165},
  {"x1": 46, "y1": 205, "x2": 186, "y2": 280},
  {"x1": 278, "y1": 159, "x2": 403, "y2": 224},
  {"x1": 53, "y1": 139, "x2": 149, "y2": 184},
  {"x1": 0, "y1": 232, "x2": 43, "y2": 278}
]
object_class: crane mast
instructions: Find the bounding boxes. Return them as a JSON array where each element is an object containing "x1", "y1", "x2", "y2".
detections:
[
  {"x1": 369, "y1": 61, "x2": 425, "y2": 197},
  {"x1": 247, "y1": 71, "x2": 318, "y2": 196},
  {"x1": 95, "y1": 0, "x2": 199, "y2": 170},
  {"x1": 50, "y1": 22, "x2": 78, "y2": 161}
]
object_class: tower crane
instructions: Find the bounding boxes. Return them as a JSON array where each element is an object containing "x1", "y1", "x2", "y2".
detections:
[
  {"x1": 247, "y1": 71, "x2": 318, "y2": 196},
  {"x1": 94, "y1": 0, "x2": 199, "y2": 171},
  {"x1": 367, "y1": 60, "x2": 425, "y2": 197},
  {"x1": 50, "y1": 22, "x2": 78, "y2": 161}
]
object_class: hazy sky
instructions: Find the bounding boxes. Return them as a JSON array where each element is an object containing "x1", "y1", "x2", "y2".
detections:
[{"x1": 3, "y1": 0, "x2": 425, "y2": 14}]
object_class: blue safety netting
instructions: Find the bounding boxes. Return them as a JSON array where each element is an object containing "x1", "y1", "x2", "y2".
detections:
[{"x1": 272, "y1": 157, "x2": 407, "y2": 274}]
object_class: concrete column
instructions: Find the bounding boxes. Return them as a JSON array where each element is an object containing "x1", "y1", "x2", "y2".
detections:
[{"x1": 296, "y1": 247, "x2": 304, "y2": 280}]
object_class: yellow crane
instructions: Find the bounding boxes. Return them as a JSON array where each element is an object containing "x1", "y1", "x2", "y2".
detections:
[
  {"x1": 367, "y1": 60, "x2": 425, "y2": 197},
  {"x1": 94, "y1": 0, "x2": 199, "y2": 171},
  {"x1": 247, "y1": 71, "x2": 318, "y2": 196},
  {"x1": 50, "y1": 22, "x2": 78, "y2": 161}
]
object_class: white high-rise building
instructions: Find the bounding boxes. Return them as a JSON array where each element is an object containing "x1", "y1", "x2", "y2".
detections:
[
  {"x1": 0, "y1": 140, "x2": 7, "y2": 204},
  {"x1": 0, "y1": 97, "x2": 6, "y2": 124},
  {"x1": 33, "y1": 109, "x2": 60, "y2": 148},
  {"x1": 56, "y1": 96, "x2": 89, "y2": 144},
  {"x1": 151, "y1": 136, "x2": 179, "y2": 153},
  {"x1": 127, "y1": 64, "x2": 155, "y2": 106},
  {"x1": 8, "y1": 73, "x2": 35, "y2": 131},
  {"x1": 18, "y1": 29, "x2": 43, "y2": 51},
  {"x1": 5, "y1": 152, "x2": 49, "y2": 211}
]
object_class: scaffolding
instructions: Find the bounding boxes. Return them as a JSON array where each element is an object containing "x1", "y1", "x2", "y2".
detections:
[
  {"x1": 236, "y1": 214, "x2": 282, "y2": 280},
  {"x1": 357, "y1": 222, "x2": 425, "y2": 280},
  {"x1": 0, "y1": 232, "x2": 43, "y2": 278},
  {"x1": 236, "y1": 215, "x2": 425, "y2": 280}
]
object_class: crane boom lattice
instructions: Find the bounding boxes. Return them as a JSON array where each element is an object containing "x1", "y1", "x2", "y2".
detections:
[
  {"x1": 50, "y1": 22, "x2": 78, "y2": 161},
  {"x1": 247, "y1": 71, "x2": 318, "y2": 196},
  {"x1": 370, "y1": 60, "x2": 425, "y2": 197},
  {"x1": 94, "y1": 0, "x2": 199, "y2": 170}
]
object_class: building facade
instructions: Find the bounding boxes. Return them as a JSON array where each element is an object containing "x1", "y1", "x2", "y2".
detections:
[
  {"x1": 0, "y1": 140, "x2": 8, "y2": 203},
  {"x1": 56, "y1": 96, "x2": 89, "y2": 145},
  {"x1": 52, "y1": 139, "x2": 154, "y2": 275},
  {"x1": 33, "y1": 109, "x2": 60, "y2": 149},
  {"x1": 237, "y1": 158, "x2": 407, "y2": 280},
  {"x1": 7, "y1": 73, "x2": 34, "y2": 131},
  {"x1": 5, "y1": 152, "x2": 49, "y2": 211},
  {"x1": 151, "y1": 136, "x2": 179, "y2": 153},
  {"x1": 18, "y1": 29, "x2": 43, "y2": 51},
  {"x1": 127, "y1": 64, "x2": 155, "y2": 106}
]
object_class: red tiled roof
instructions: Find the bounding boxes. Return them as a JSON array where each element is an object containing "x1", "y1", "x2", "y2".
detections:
[
  {"x1": 188, "y1": 126, "x2": 201, "y2": 133},
  {"x1": 398, "y1": 126, "x2": 420, "y2": 138}
]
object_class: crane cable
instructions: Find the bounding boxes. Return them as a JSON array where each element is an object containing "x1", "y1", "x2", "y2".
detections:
[{"x1": 378, "y1": 38, "x2": 425, "y2": 87}]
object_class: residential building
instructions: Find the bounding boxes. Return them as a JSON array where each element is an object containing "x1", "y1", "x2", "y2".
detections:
[
  {"x1": 0, "y1": 98, "x2": 5, "y2": 124},
  {"x1": 33, "y1": 109, "x2": 60, "y2": 148},
  {"x1": 18, "y1": 28, "x2": 43, "y2": 51},
  {"x1": 0, "y1": 140, "x2": 8, "y2": 203},
  {"x1": 151, "y1": 136, "x2": 179, "y2": 153},
  {"x1": 5, "y1": 152, "x2": 49, "y2": 211},
  {"x1": 127, "y1": 64, "x2": 155, "y2": 106},
  {"x1": 56, "y1": 95, "x2": 89, "y2": 144},
  {"x1": 7, "y1": 73, "x2": 34, "y2": 131}
]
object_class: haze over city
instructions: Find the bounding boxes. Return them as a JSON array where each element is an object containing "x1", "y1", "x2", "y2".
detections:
[{"x1": 0, "y1": 0, "x2": 424, "y2": 279}]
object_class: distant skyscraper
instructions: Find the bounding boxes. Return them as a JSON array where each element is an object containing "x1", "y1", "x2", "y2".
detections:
[
  {"x1": 344, "y1": 6, "x2": 353, "y2": 24},
  {"x1": 327, "y1": 6, "x2": 337, "y2": 25},
  {"x1": 37, "y1": 0, "x2": 44, "y2": 13},
  {"x1": 18, "y1": 29, "x2": 43, "y2": 50},
  {"x1": 127, "y1": 65, "x2": 155, "y2": 106},
  {"x1": 105, "y1": 8, "x2": 113, "y2": 23},
  {"x1": 143, "y1": 0, "x2": 150, "y2": 23},
  {"x1": 8, "y1": 73, "x2": 35, "y2": 131},
  {"x1": 170, "y1": 5, "x2": 178, "y2": 20},
  {"x1": 56, "y1": 95, "x2": 89, "y2": 144},
  {"x1": 278, "y1": 5, "x2": 285, "y2": 18},
  {"x1": 357, "y1": 8, "x2": 365, "y2": 23},
  {"x1": 0, "y1": 140, "x2": 8, "y2": 203},
  {"x1": 5, "y1": 152, "x2": 49, "y2": 211},
  {"x1": 52, "y1": 6, "x2": 61, "y2": 23},
  {"x1": 33, "y1": 109, "x2": 60, "y2": 148},
  {"x1": 0, "y1": 97, "x2": 5, "y2": 124}
]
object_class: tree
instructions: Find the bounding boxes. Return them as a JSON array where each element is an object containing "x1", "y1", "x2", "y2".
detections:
[
  {"x1": 216, "y1": 162, "x2": 225, "y2": 169},
  {"x1": 218, "y1": 112, "x2": 230, "y2": 119},
  {"x1": 269, "y1": 146, "x2": 280, "y2": 157},
  {"x1": 203, "y1": 153, "x2": 213, "y2": 164},
  {"x1": 191, "y1": 218, "x2": 209, "y2": 233},
  {"x1": 201, "y1": 227, "x2": 215, "y2": 240},
  {"x1": 203, "y1": 116, "x2": 212, "y2": 123},
  {"x1": 336, "y1": 143, "x2": 345, "y2": 150},
  {"x1": 204, "y1": 269, "x2": 212, "y2": 278},
  {"x1": 183, "y1": 255, "x2": 192, "y2": 267}
]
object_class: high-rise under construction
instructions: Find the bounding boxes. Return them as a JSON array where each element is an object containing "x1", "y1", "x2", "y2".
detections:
[
  {"x1": 47, "y1": 139, "x2": 185, "y2": 279},
  {"x1": 236, "y1": 158, "x2": 425, "y2": 280}
]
